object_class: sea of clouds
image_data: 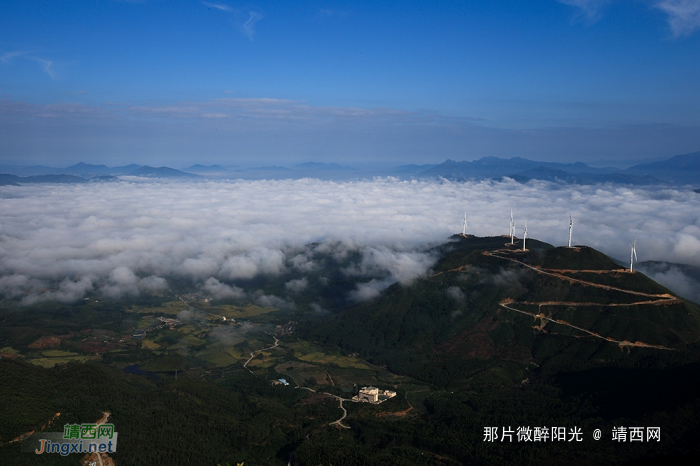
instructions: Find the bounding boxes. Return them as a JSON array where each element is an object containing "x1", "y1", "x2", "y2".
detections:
[{"x1": 1, "y1": 178, "x2": 699, "y2": 305}]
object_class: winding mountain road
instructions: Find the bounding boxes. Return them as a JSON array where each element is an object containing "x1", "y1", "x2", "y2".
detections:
[
  {"x1": 328, "y1": 397, "x2": 351, "y2": 429},
  {"x1": 443, "y1": 247, "x2": 678, "y2": 351},
  {"x1": 243, "y1": 336, "x2": 280, "y2": 372},
  {"x1": 293, "y1": 386, "x2": 355, "y2": 428}
]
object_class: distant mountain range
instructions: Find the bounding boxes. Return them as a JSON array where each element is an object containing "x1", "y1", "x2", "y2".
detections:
[
  {"x1": 184, "y1": 164, "x2": 230, "y2": 173},
  {"x1": 0, "y1": 164, "x2": 199, "y2": 184},
  {"x1": 1, "y1": 151, "x2": 698, "y2": 185},
  {"x1": 293, "y1": 162, "x2": 355, "y2": 171},
  {"x1": 392, "y1": 163, "x2": 439, "y2": 175},
  {"x1": 507, "y1": 167, "x2": 658, "y2": 185},
  {"x1": 418, "y1": 157, "x2": 616, "y2": 179},
  {"x1": 0, "y1": 174, "x2": 90, "y2": 186},
  {"x1": 130, "y1": 166, "x2": 199, "y2": 178},
  {"x1": 623, "y1": 151, "x2": 700, "y2": 184},
  {"x1": 417, "y1": 151, "x2": 700, "y2": 185},
  {"x1": 63, "y1": 162, "x2": 143, "y2": 176}
]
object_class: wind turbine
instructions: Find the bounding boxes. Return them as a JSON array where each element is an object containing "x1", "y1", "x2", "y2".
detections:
[
  {"x1": 630, "y1": 240, "x2": 637, "y2": 272},
  {"x1": 462, "y1": 211, "x2": 467, "y2": 235},
  {"x1": 568, "y1": 215, "x2": 573, "y2": 248},
  {"x1": 510, "y1": 209, "x2": 515, "y2": 245},
  {"x1": 523, "y1": 220, "x2": 528, "y2": 251}
]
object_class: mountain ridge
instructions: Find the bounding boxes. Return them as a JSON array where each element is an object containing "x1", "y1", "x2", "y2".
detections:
[
  {"x1": 418, "y1": 152, "x2": 700, "y2": 185},
  {"x1": 304, "y1": 235, "x2": 700, "y2": 386},
  {"x1": 129, "y1": 166, "x2": 200, "y2": 178}
]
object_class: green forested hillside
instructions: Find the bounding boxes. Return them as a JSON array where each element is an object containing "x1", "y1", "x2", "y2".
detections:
[
  {"x1": 305, "y1": 235, "x2": 700, "y2": 386},
  {"x1": 2, "y1": 235, "x2": 700, "y2": 465}
]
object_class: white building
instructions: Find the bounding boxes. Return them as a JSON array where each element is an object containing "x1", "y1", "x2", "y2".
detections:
[
  {"x1": 358, "y1": 386, "x2": 379, "y2": 402},
  {"x1": 353, "y1": 386, "x2": 398, "y2": 403}
]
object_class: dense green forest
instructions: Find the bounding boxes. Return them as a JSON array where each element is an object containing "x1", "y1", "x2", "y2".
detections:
[
  {"x1": 3, "y1": 352, "x2": 700, "y2": 465},
  {"x1": 2, "y1": 236, "x2": 700, "y2": 465}
]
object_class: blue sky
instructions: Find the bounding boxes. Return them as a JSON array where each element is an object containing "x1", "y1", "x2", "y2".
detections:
[{"x1": 1, "y1": 0, "x2": 700, "y2": 167}]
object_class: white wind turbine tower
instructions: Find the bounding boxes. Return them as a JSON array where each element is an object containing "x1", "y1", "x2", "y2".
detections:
[
  {"x1": 462, "y1": 212, "x2": 467, "y2": 235},
  {"x1": 522, "y1": 220, "x2": 528, "y2": 251},
  {"x1": 568, "y1": 215, "x2": 573, "y2": 248},
  {"x1": 630, "y1": 240, "x2": 638, "y2": 272}
]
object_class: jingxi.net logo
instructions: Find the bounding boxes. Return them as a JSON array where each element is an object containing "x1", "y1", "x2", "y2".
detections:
[{"x1": 22, "y1": 423, "x2": 118, "y2": 456}]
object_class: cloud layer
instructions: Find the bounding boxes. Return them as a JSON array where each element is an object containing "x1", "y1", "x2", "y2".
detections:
[
  {"x1": 559, "y1": 0, "x2": 700, "y2": 36},
  {"x1": 557, "y1": 0, "x2": 612, "y2": 21},
  {"x1": 0, "y1": 178, "x2": 699, "y2": 304},
  {"x1": 3, "y1": 95, "x2": 700, "y2": 168},
  {"x1": 655, "y1": 0, "x2": 700, "y2": 36}
]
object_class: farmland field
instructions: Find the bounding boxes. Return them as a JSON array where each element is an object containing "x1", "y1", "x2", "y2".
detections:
[{"x1": 298, "y1": 351, "x2": 370, "y2": 369}]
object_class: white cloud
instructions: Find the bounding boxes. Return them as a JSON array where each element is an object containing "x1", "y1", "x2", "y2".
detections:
[
  {"x1": 139, "y1": 275, "x2": 168, "y2": 292},
  {"x1": 101, "y1": 266, "x2": 140, "y2": 299},
  {"x1": 446, "y1": 286, "x2": 466, "y2": 304},
  {"x1": 310, "y1": 302, "x2": 329, "y2": 315},
  {"x1": 289, "y1": 252, "x2": 318, "y2": 272},
  {"x1": 0, "y1": 51, "x2": 28, "y2": 64},
  {"x1": 485, "y1": 268, "x2": 529, "y2": 296},
  {"x1": 210, "y1": 324, "x2": 254, "y2": 346},
  {"x1": 0, "y1": 52, "x2": 58, "y2": 78},
  {"x1": 560, "y1": 0, "x2": 700, "y2": 37},
  {"x1": 1, "y1": 179, "x2": 700, "y2": 305},
  {"x1": 285, "y1": 277, "x2": 308, "y2": 293},
  {"x1": 343, "y1": 246, "x2": 436, "y2": 285},
  {"x1": 638, "y1": 263, "x2": 700, "y2": 303},
  {"x1": 6, "y1": 95, "x2": 698, "y2": 168},
  {"x1": 29, "y1": 57, "x2": 57, "y2": 79},
  {"x1": 202, "y1": 1, "x2": 232, "y2": 12},
  {"x1": 251, "y1": 290, "x2": 295, "y2": 309},
  {"x1": 180, "y1": 257, "x2": 221, "y2": 281},
  {"x1": 557, "y1": 0, "x2": 612, "y2": 21},
  {"x1": 0, "y1": 274, "x2": 44, "y2": 299},
  {"x1": 22, "y1": 276, "x2": 95, "y2": 305},
  {"x1": 349, "y1": 278, "x2": 395, "y2": 302},
  {"x1": 241, "y1": 11, "x2": 263, "y2": 40},
  {"x1": 201, "y1": 277, "x2": 245, "y2": 300},
  {"x1": 655, "y1": 0, "x2": 700, "y2": 37},
  {"x1": 220, "y1": 247, "x2": 286, "y2": 280},
  {"x1": 177, "y1": 308, "x2": 206, "y2": 324},
  {"x1": 200, "y1": 3, "x2": 262, "y2": 42}
]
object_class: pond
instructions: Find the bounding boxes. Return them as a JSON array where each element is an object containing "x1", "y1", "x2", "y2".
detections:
[{"x1": 123, "y1": 364, "x2": 159, "y2": 380}]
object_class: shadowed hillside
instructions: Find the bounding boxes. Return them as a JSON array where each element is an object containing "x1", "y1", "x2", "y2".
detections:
[
  {"x1": 3, "y1": 235, "x2": 700, "y2": 465},
  {"x1": 305, "y1": 235, "x2": 700, "y2": 386}
]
